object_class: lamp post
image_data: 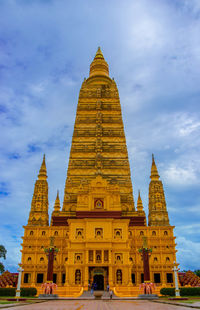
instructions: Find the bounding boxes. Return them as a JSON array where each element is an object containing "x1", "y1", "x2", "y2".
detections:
[
  {"x1": 15, "y1": 265, "x2": 24, "y2": 298},
  {"x1": 172, "y1": 261, "x2": 180, "y2": 297}
]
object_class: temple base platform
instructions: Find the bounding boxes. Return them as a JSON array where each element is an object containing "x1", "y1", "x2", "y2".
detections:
[
  {"x1": 38, "y1": 294, "x2": 58, "y2": 299},
  {"x1": 138, "y1": 294, "x2": 159, "y2": 299}
]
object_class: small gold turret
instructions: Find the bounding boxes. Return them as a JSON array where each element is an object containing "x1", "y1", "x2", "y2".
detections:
[
  {"x1": 51, "y1": 191, "x2": 61, "y2": 225},
  {"x1": 27, "y1": 155, "x2": 49, "y2": 226},
  {"x1": 137, "y1": 190, "x2": 146, "y2": 221},
  {"x1": 137, "y1": 190, "x2": 143, "y2": 212},
  {"x1": 148, "y1": 155, "x2": 170, "y2": 226},
  {"x1": 54, "y1": 190, "x2": 61, "y2": 212},
  {"x1": 89, "y1": 47, "x2": 109, "y2": 77}
]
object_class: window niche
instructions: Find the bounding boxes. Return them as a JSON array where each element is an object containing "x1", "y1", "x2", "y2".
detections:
[
  {"x1": 114, "y1": 229, "x2": 122, "y2": 239},
  {"x1": 75, "y1": 253, "x2": 82, "y2": 263},
  {"x1": 115, "y1": 253, "x2": 122, "y2": 264},
  {"x1": 95, "y1": 228, "x2": 103, "y2": 238},
  {"x1": 75, "y1": 269, "x2": 81, "y2": 284},
  {"x1": 76, "y1": 228, "x2": 83, "y2": 239},
  {"x1": 116, "y1": 269, "x2": 122, "y2": 284}
]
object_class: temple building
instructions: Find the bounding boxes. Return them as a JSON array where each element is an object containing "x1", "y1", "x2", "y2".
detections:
[{"x1": 21, "y1": 48, "x2": 177, "y2": 297}]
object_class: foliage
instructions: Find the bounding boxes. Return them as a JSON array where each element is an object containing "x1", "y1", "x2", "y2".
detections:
[
  {"x1": 0, "y1": 287, "x2": 37, "y2": 297},
  {"x1": 138, "y1": 247, "x2": 152, "y2": 254},
  {"x1": 0, "y1": 263, "x2": 5, "y2": 274},
  {"x1": 0, "y1": 246, "x2": 6, "y2": 260},
  {"x1": 21, "y1": 287, "x2": 37, "y2": 297},
  {"x1": 160, "y1": 287, "x2": 200, "y2": 296},
  {"x1": 160, "y1": 288, "x2": 175, "y2": 296},
  {"x1": 0, "y1": 245, "x2": 7, "y2": 274},
  {"x1": 194, "y1": 270, "x2": 200, "y2": 277},
  {"x1": 0, "y1": 288, "x2": 16, "y2": 296}
]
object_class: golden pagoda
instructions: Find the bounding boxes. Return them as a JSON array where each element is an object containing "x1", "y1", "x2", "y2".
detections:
[{"x1": 21, "y1": 48, "x2": 177, "y2": 297}]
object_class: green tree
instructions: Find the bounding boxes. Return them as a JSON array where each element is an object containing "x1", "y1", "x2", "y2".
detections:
[
  {"x1": 194, "y1": 270, "x2": 200, "y2": 277},
  {"x1": 0, "y1": 245, "x2": 7, "y2": 274}
]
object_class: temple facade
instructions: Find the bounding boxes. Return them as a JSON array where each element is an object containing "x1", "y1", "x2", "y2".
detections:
[{"x1": 21, "y1": 48, "x2": 177, "y2": 296}]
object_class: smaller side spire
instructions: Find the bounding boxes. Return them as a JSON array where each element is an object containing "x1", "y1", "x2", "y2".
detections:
[
  {"x1": 51, "y1": 190, "x2": 61, "y2": 225},
  {"x1": 137, "y1": 190, "x2": 144, "y2": 212},
  {"x1": 148, "y1": 155, "x2": 170, "y2": 226},
  {"x1": 54, "y1": 190, "x2": 60, "y2": 212},
  {"x1": 150, "y1": 154, "x2": 159, "y2": 180},
  {"x1": 38, "y1": 154, "x2": 47, "y2": 180},
  {"x1": 27, "y1": 154, "x2": 49, "y2": 226}
]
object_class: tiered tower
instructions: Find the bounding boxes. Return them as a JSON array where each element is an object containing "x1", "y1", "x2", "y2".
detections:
[
  {"x1": 148, "y1": 155, "x2": 170, "y2": 226},
  {"x1": 63, "y1": 47, "x2": 135, "y2": 215},
  {"x1": 27, "y1": 155, "x2": 49, "y2": 226}
]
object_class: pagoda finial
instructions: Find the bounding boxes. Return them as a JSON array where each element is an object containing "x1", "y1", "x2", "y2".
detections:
[
  {"x1": 137, "y1": 190, "x2": 144, "y2": 212},
  {"x1": 38, "y1": 154, "x2": 47, "y2": 180},
  {"x1": 94, "y1": 46, "x2": 104, "y2": 59},
  {"x1": 89, "y1": 47, "x2": 109, "y2": 77},
  {"x1": 150, "y1": 154, "x2": 159, "y2": 180}
]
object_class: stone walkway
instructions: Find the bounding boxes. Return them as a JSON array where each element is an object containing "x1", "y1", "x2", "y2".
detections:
[{"x1": 2, "y1": 300, "x2": 200, "y2": 310}]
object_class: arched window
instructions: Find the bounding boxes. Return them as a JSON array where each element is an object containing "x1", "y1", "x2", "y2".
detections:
[
  {"x1": 166, "y1": 246, "x2": 169, "y2": 249},
  {"x1": 152, "y1": 231, "x2": 156, "y2": 236},
  {"x1": 97, "y1": 230, "x2": 101, "y2": 236},
  {"x1": 96, "y1": 255, "x2": 101, "y2": 261},
  {"x1": 40, "y1": 257, "x2": 44, "y2": 262},
  {"x1": 54, "y1": 231, "x2": 58, "y2": 236},
  {"x1": 75, "y1": 269, "x2": 81, "y2": 284},
  {"x1": 116, "y1": 231, "x2": 120, "y2": 236},
  {"x1": 42, "y1": 231, "x2": 45, "y2": 236},
  {"x1": 77, "y1": 255, "x2": 80, "y2": 261},
  {"x1": 166, "y1": 257, "x2": 170, "y2": 262},
  {"x1": 116, "y1": 269, "x2": 122, "y2": 284},
  {"x1": 117, "y1": 255, "x2": 121, "y2": 261},
  {"x1": 164, "y1": 231, "x2": 168, "y2": 236},
  {"x1": 140, "y1": 231, "x2": 144, "y2": 236},
  {"x1": 65, "y1": 257, "x2": 68, "y2": 262},
  {"x1": 129, "y1": 231, "x2": 132, "y2": 237},
  {"x1": 27, "y1": 257, "x2": 31, "y2": 262},
  {"x1": 30, "y1": 231, "x2": 33, "y2": 236},
  {"x1": 78, "y1": 231, "x2": 82, "y2": 236},
  {"x1": 154, "y1": 257, "x2": 158, "y2": 262}
]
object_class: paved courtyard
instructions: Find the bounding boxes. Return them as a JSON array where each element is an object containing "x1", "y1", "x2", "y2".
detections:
[{"x1": 3, "y1": 300, "x2": 200, "y2": 310}]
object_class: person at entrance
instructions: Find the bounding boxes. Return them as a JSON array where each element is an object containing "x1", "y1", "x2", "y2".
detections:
[
  {"x1": 109, "y1": 289, "x2": 113, "y2": 299},
  {"x1": 107, "y1": 284, "x2": 110, "y2": 292}
]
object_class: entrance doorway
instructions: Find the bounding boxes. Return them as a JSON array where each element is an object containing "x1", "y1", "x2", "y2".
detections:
[{"x1": 93, "y1": 274, "x2": 104, "y2": 290}]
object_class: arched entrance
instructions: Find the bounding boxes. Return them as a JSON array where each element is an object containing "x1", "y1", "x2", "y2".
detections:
[{"x1": 93, "y1": 274, "x2": 104, "y2": 290}]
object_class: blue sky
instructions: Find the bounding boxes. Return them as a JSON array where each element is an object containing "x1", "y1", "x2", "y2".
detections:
[{"x1": 0, "y1": 0, "x2": 200, "y2": 272}]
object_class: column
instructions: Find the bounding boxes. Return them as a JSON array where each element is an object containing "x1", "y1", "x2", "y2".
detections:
[
  {"x1": 109, "y1": 266, "x2": 113, "y2": 286},
  {"x1": 172, "y1": 262, "x2": 180, "y2": 297},
  {"x1": 16, "y1": 266, "x2": 24, "y2": 298},
  {"x1": 83, "y1": 267, "x2": 89, "y2": 290}
]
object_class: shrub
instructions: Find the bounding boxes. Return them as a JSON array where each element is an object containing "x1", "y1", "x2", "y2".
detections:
[
  {"x1": 160, "y1": 288, "x2": 175, "y2": 296},
  {"x1": 0, "y1": 287, "x2": 37, "y2": 297},
  {"x1": 180, "y1": 287, "x2": 200, "y2": 296},
  {"x1": 160, "y1": 287, "x2": 200, "y2": 296},
  {"x1": 21, "y1": 287, "x2": 37, "y2": 297},
  {"x1": 0, "y1": 288, "x2": 16, "y2": 296}
]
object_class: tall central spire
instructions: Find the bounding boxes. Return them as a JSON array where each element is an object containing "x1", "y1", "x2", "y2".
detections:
[
  {"x1": 89, "y1": 47, "x2": 109, "y2": 77},
  {"x1": 63, "y1": 47, "x2": 135, "y2": 214}
]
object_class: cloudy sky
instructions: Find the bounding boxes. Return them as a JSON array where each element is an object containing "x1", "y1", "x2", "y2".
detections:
[{"x1": 0, "y1": 0, "x2": 200, "y2": 272}]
